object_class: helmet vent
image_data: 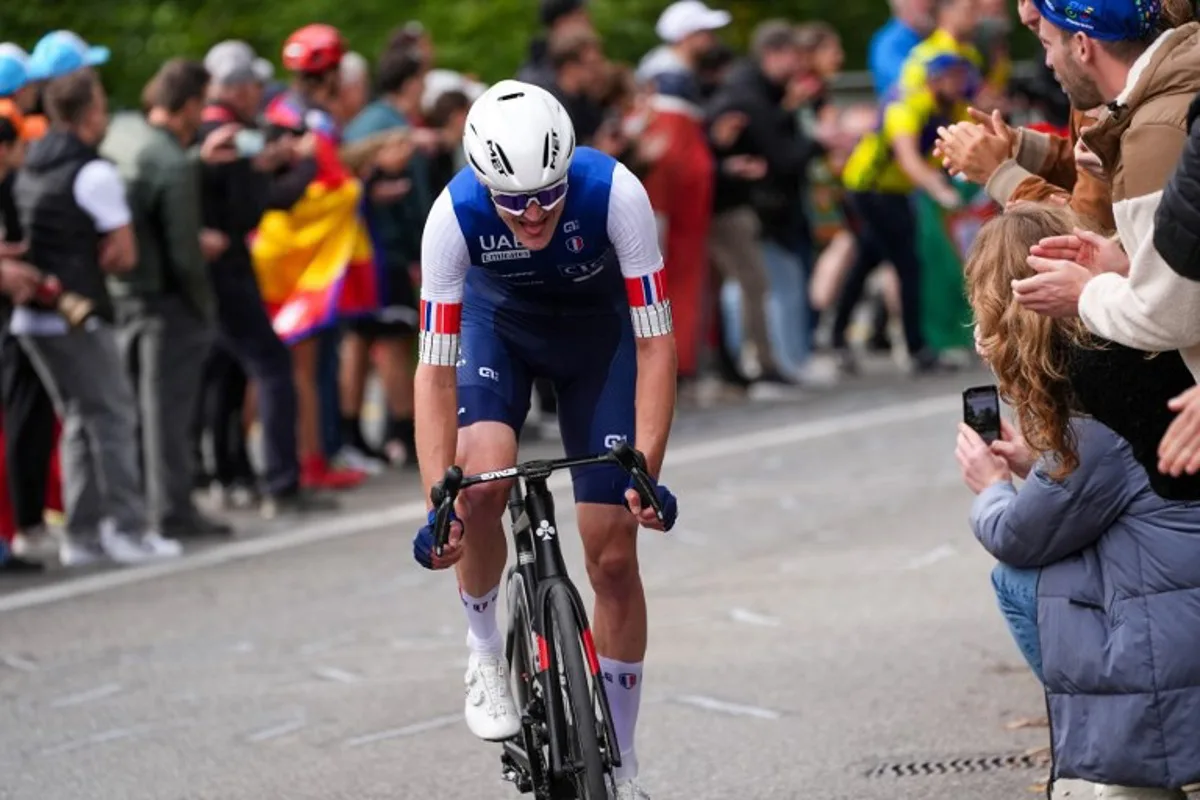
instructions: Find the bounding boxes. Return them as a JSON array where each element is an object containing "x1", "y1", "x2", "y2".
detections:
[
  {"x1": 498, "y1": 92, "x2": 525, "y2": 101},
  {"x1": 542, "y1": 134, "x2": 550, "y2": 169},
  {"x1": 467, "y1": 153, "x2": 486, "y2": 175}
]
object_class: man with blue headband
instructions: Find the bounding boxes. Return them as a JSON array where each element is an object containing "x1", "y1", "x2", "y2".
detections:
[{"x1": 1013, "y1": 1, "x2": 1200, "y2": 384}]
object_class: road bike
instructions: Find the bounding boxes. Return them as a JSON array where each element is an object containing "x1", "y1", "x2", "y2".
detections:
[{"x1": 431, "y1": 441, "x2": 664, "y2": 799}]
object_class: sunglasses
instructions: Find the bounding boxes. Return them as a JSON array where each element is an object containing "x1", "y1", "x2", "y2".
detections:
[{"x1": 490, "y1": 179, "x2": 569, "y2": 217}]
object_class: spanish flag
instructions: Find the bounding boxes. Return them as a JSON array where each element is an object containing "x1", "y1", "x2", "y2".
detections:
[{"x1": 250, "y1": 116, "x2": 378, "y2": 344}]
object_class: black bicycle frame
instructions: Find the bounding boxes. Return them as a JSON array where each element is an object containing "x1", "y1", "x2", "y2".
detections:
[
  {"x1": 430, "y1": 443, "x2": 662, "y2": 791},
  {"x1": 504, "y1": 470, "x2": 621, "y2": 786}
]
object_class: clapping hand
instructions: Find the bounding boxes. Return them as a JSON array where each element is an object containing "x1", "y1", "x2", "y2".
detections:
[
  {"x1": 1159, "y1": 385, "x2": 1200, "y2": 476},
  {"x1": 934, "y1": 108, "x2": 1016, "y2": 185},
  {"x1": 1030, "y1": 228, "x2": 1128, "y2": 277}
]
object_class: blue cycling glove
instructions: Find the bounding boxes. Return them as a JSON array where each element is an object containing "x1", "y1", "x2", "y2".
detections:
[
  {"x1": 413, "y1": 507, "x2": 460, "y2": 570},
  {"x1": 625, "y1": 477, "x2": 678, "y2": 531}
]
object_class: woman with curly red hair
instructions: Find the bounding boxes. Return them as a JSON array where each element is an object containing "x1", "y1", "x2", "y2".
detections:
[{"x1": 957, "y1": 202, "x2": 1200, "y2": 797}]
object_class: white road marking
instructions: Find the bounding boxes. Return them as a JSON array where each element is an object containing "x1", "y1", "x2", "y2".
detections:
[
  {"x1": 40, "y1": 726, "x2": 142, "y2": 756},
  {"x1": 0, "y1": 393, "x2": 958, "y2": 615},
  {"x1": 1, "y1": 654, "x2": 37, "y2": 671},
  {"x1": 313, "y1": 666, "x2": 360, "y2": 684},
  {"x1": 674, "y1": 695, "x2": 782, "y2": 720},
  {"x1": 729, "y1": 608, "x2": 782, "y2": 628},
  {"x1": 904, "y1": 544, "x2": 957, "y2": 570},
  {"x1": 343, "y1": 713, "x2": 461, "y2": 747},
  {"x1": 247, "y1": 717, "x2": 307, "y2": 743},
  {"x1": 50, "y1": 682, "x2": 123, "y2": 708}
]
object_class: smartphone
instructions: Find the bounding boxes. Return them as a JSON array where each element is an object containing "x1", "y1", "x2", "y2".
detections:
[
  {"x1": 234, "y1": 128, "x2": 265, "y2": 158},
  {"x1": 963, "y1": 384, "x2": 1002, "y2": 444}
]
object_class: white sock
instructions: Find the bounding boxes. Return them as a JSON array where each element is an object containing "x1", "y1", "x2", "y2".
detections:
[
  {"x1": 460, "y1": 586, "x2": 502, "y2": 655},
  {"x1": 599, "y1": 657, "x2": 643, "y2": 782}
]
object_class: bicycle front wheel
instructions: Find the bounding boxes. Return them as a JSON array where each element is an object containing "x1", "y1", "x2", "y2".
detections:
[{"x1": 547, "y1": 584, "x2": 611, "y2": 800}]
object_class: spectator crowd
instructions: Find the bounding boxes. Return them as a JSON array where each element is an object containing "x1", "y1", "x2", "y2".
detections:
[
  {"x1": 8, "y1": 0, "x2": 1200, "y2": 796},
  {"x1": 0, "y1": 0, "x2": 1025, "y2": 573}
]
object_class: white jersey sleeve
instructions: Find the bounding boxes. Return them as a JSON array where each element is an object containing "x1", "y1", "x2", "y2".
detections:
[
  {"x1": 418, "y1": 187, "x2": 470, "y2": 366},
  {"x1": 608, "y1": 162, "x2": 672, "y2": 338}
]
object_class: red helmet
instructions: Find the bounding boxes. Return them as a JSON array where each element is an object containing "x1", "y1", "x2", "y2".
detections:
[{"x1": 282, "y1": 24, "x2": 346, "y2": 74}]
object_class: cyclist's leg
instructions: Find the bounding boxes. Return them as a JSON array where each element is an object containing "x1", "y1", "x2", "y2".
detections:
[
  {"x1": 555, "y1": 320, "x2": 645, "y2": 782},
  {"x1": 453, "y1": 317, "x2": 530, "y2": 741},
  {"x1": 455, "y1": 319, "x2": 532, "y2": 653}
]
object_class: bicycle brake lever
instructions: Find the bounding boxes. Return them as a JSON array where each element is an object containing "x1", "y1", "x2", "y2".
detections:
[
  {"x1": 630, "y1": 468, "x2": 665, "y2": 522},
  {"x1": 432, "y1": 466, "x2": 463, "y2": 558}
]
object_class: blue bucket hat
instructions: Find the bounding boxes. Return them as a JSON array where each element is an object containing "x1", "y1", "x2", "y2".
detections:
[
  {"x1": 1035, "y1": 0, "x2": 1161, "y2": 42},
  {"x1": 0, "y1": 44, "x2": 29, "y2": 97},
  {"x1": 27, "y1": 30, "x2": 110, "y2": 82}
]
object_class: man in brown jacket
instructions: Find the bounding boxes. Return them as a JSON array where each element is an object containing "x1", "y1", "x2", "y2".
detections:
[
  {"x1": 935, "y1": 0, "x2": 1114, "y2": 229},
  {"x1": 935, "y1": 0, "x2": 1194, "y2": 232},
  {"x1": 1012, "y1": 5, "x2": 1200, "y2": 386}
]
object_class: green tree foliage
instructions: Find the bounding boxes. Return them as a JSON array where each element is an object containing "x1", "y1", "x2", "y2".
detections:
[
  {"x1": 0, "y1": 0, "x2": 897, "y2": 107},
  {"x1": 0, "y1": 1, "x2": 1035, "y2": 108}
]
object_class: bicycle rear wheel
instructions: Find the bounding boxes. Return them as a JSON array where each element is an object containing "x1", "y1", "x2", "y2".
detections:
[{"x1": 547, "y1": 585, "x2": 611, "y2": 799}]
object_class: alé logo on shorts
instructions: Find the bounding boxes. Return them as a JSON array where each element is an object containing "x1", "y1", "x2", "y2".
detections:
[
  {"x1": 479, "y1": 232, "x2": 531, "y2": 263},
  {"x1": 604, "y1": 434, "x2": 627, "y2": 449}
]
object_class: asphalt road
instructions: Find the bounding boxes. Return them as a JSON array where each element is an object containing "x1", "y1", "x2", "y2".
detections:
[{"x1": 0, "y1": 364, "x2": 1056, "y2": 800}]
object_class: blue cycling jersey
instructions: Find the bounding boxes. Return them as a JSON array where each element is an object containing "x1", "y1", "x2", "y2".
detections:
[
  {"x1": 417, "y1": 146, "x2": 669, "y2": 366},
  {"x1": 448, "y1": 147, "x2": 622, "y2": 314}
]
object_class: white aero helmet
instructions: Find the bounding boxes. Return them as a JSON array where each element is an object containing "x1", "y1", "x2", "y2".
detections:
[{"x1": 463, "y1": 79, "x2": 576, "y2": 194}]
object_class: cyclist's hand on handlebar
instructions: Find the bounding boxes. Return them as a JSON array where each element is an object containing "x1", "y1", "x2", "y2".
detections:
[
  {"x1": 624, "y1": 479, "x2": 678, "y2": 532},
  {"x1": 413, "y1": 508, "x2": 465, "y2": 570}
]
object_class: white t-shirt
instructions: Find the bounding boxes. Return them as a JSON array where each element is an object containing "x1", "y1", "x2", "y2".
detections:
[{"x1": 11, "y1": 159, "x2": 132, "y2": 337}]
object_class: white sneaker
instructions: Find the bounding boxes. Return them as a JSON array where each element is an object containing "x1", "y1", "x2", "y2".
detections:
[
  {"x1": 335, "y1": 445, "x2": 387, "y2": 476},
  {"x1": 11, "y1": 526, "x2": 62, "y2": 563},
  {"x1": 463, "y1": 651, "x2": 521, "y2": 741},
  {"x1": 139, "y1": 531, "x2": 183, "y2": 559},
  {"x1": 59, "y1": 538, "x2": 105, "y2": 568},
  {"x1": 99, "y1": 523, "x2": 181, "y2": 564},
  {"x1": 613, "y1": 779, "x2": 651, "y2": 800}
]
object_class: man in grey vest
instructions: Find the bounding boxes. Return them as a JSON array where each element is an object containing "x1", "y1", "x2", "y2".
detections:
[{"x1": 13, "y1": 68, "x2": 183, "y2": 566}]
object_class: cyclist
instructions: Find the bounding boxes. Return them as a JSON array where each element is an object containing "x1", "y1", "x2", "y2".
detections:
[{"x1": 412, "y1": 79, "x2": 679, "y2": 800}]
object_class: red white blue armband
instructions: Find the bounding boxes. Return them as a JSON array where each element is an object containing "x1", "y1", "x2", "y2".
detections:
[
  {"x1": 625, "y1": 271, "x2": 673, "y2": 338},
  {"x1": 418, "y1": 299, "x2": 462, "y2": 366}
]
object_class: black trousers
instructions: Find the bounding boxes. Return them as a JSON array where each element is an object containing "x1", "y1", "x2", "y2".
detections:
[
  {"x1": 213, "y1": 271, "x2": 299, "y2": 496},
  {"x1": 831, "y1": 191, "x2": 927, "y2": 357},
  {"x1": 194, "y1": 341, "x2": 255, "y2": 487},
  {"x1": 0, "y1": 330, "x2": 56, "y2": 530}
]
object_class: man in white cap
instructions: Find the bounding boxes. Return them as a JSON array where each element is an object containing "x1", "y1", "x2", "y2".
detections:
[{"x1": 636, "y1": 0, "x2": 731, "y2": 92}]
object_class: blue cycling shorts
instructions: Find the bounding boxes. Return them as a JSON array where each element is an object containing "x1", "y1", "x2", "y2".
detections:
[{"x1": 456, "y1": 306, "x2": 636, "y2": 506}]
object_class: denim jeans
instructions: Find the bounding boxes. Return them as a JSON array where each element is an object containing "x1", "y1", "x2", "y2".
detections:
[
  {"x1": 760, "y1": 241, "x2": 811, "y2": 376},
  {"x1": 991, "y1": 562, "x2": 1044, "y2": 682}
]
